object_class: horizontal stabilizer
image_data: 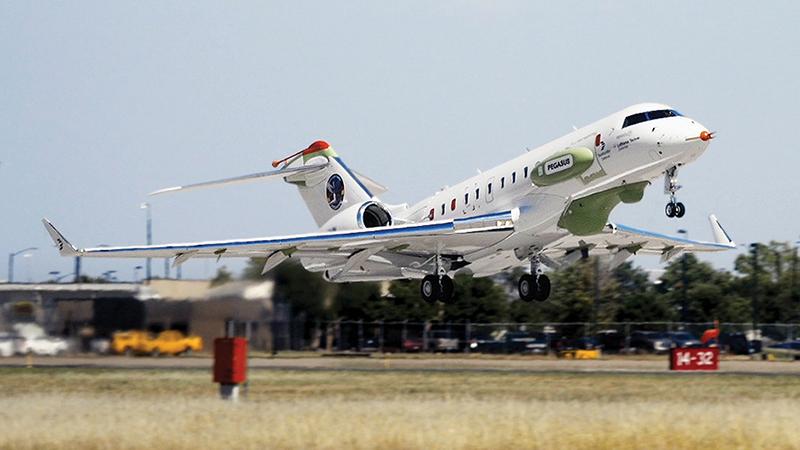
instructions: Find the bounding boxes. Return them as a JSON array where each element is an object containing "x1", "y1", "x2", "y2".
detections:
[{"x1": 148, "y1": 162, "x2": 329, "y2": 196}]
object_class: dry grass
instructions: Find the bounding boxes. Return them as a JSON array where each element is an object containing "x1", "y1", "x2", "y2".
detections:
[{"x1": 0, "y1": 369, "x2": 799, "y2": 449}]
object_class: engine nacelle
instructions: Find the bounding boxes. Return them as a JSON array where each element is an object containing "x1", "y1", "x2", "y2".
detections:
[{"x1": 320, "y1": 201, "x2": 393, "y2": 232}]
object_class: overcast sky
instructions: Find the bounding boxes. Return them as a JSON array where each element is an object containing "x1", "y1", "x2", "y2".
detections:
[{"x1": 2, "y1": 1, "x2": 799, "y2": 282}]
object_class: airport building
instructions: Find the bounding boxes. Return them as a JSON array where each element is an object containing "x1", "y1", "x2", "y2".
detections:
[{"x1": 0, "y1": 280, "x2": 288, "y2": 352}]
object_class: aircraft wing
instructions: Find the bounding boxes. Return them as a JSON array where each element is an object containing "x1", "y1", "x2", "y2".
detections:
[
  {"x1": 540, "y1": 214, "x2": 736, "y2": 269},
  {"x1": 42, "y1": 210, "x2": 516, "y2": 273}
]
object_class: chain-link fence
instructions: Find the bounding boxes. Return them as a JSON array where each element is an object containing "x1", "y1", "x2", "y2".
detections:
[{"x1": 264, "y1": 321, "x2": 800, "y2": 355}]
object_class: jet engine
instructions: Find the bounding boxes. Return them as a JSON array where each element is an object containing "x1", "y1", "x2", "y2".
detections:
[{"x1": 320, "y1": 201, "x2": 393, "y2": 231}]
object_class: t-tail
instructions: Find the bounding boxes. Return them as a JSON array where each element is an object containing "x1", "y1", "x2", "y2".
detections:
[
  {"x1": 147, "y1": 140, "x2": 393, "y2": 231},
  {"x1": 277, "y1": 140, "x2": 386, "y2": 229}
]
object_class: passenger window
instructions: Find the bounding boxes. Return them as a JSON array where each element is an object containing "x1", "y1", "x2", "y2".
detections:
[
  {"x1": 475, "y1": 188, "x2": 479, "y2": 200},
  {"x1": 512, "y1": 172, "x2": 516, "y2": 183},
  {"x1": 488, "y1": 183, "x2": 492, "y2": 194},
  {"x1": 501, "y1": 177, "x2": 505, "y2": 188},
  {"x1": 524, "y1": 167, "x2": 528, "y2": 178},
  {"x1": 450, "y1": 199, "x2": 456, "y2": 211},
  {"x1": 464, "y1": 193, "x2": 469, "y2": 204},
  {"x1": 441, "y1": 204, "x2": 445, "y2": 215},
  {"x1": 428, "y1": 208, "x2": 434, "y2": 221}
]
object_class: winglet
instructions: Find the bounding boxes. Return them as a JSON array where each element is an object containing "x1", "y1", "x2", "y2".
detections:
[
  {"x1": 708, "y1": 214, "x2": 735, "y2": 247},
  {"x1": 41, "y1": 218, "x2": 79, "y2": 257}
]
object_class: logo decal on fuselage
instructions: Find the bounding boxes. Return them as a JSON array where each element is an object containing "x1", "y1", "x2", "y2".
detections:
[
  {"x1": 326, "y1": 174, "x2": 345, "y2": 210},
  {"x1": 544, "y1": 154, "x2": 574, "y2": 175}
]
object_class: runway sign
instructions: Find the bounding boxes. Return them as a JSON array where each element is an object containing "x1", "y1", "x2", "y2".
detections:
[{"x1": 670, "y1": 347, "x2": 719, "y2": 371}]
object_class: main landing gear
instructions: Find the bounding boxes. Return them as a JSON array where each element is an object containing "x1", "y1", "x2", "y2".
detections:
[
  {"x1": 420, "y1": 253, "x2": 455, "y2": 304},
  {"x1": 420, "y1": 274, "x2": 454, "y2": 304},
  {"x1": 664, "y1": 166, "x2": 686, "y2": 218},
  {"x1": 518, "y1": 258, "x2": 550, "y2": 302}
]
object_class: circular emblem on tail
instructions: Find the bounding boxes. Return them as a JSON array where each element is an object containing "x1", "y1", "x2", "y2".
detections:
[{"x1": 326, "y1": 174, "x2": 344, "y2": 210}]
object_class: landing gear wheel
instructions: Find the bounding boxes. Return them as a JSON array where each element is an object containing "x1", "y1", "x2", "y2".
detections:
[
  {"x1": 439, "y1": 275, "x2": 454, "y2": 303},
  {"x1": 519, "y1": 274, "x2": 551, "y2": 302},
  {"x1": 518, "y1": 274, "x2": 535, "y2": 302},
  {"x1": 420, "y1": 275, "x2": 440, "y2": 304},
  {"x1": 674, "y1": 202, "x2": 686, "y2": 218},
  {"x1": 665, "y1": 202, "x2": 676, "y2": 218},
  {"x1": 534, "y1": 274, "x2": 551, "y2": 302}
]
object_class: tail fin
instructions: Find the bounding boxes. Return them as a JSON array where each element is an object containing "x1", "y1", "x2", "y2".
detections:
[{"x1": 283, "y1": 141, "x2": 380, "y2": 227}]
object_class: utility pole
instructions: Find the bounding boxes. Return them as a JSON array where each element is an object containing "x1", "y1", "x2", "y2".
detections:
[
  {"x1": 74, "y1": 256, "x2": 81, "y2": 283},
  {"x1": 141, "y1": 203, "x2": 152, "y2": 282},
  {"x1": 792, "y1": 241, "x2": 799, "y2": 321},
  {"x1": 677, "y1": 229, "x2": 689, "y2": 325},
  {"x1": 750, "y1": 243, "x2": 760, "y2": 338}
]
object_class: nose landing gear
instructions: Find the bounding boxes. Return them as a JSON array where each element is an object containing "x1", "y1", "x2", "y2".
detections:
[{"x1": 664, "y1": 166, "x2": 686, "y2": 218}]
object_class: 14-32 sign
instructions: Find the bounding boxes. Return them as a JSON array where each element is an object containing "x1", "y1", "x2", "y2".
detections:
[{"x1": 670, "y1": 347, "x2": 719, "y2": 371}]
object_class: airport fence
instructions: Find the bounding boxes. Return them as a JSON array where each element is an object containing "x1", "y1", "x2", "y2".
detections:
[{"x1": 269, "y1": 320, "x2": 800, "y2": 355}]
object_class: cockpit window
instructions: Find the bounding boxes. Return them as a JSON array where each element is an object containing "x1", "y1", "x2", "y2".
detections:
[{"x1": 622, "y1": 109, "x2": 682, "y2": 128}]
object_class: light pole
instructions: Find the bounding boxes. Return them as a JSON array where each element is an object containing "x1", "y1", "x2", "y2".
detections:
[
  {"x1": 8, "y1": 247, "x2": 37, "y2": 283},
  {"x1": 141, "y1": 203, "x2": 152, "y2": 282},
  {"x1": 677, "y1": 229, "x2": 689, "y2": 324},
  {"x1": 750, "y1": 243, "x2": 760, "y2": 339},
  {"x1": 793, "y1": 240, "x2": 799, "y2": 321}
]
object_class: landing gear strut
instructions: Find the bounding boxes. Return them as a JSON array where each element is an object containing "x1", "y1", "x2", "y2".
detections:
[
  {"x1": 518, "y1": 258, "x2": 551, "y2": 302},
  {"x1": 664, "y1": 166, "x2": 686, "y2": 218}
]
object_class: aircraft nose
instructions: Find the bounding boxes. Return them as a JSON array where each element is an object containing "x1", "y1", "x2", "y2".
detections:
[{"x1": 685, "y1": 127, "x2": 715, "y2": 143}]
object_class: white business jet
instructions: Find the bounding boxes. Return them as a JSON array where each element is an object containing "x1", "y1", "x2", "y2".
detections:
[{"x1": 43, "y1": 103, "x2": 734, "y2": 303}]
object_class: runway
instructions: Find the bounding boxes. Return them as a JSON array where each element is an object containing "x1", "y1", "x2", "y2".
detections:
[{"x1": 2, "y1": 354, "x2": 798, "y2": 375}]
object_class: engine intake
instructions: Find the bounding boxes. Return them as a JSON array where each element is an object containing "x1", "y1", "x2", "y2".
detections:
[{"x1": 358, "y1": 201, "x2": 392, "y2": 228}]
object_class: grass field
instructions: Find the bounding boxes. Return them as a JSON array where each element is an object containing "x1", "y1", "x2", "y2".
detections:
[{"x1": 1, "y1": 368, "x2": 799, "y2": 449}]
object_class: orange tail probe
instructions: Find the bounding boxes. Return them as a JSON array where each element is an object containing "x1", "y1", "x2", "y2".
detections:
[{"x1": 272, "y1": 141, "x2": 330, "y2": 168}]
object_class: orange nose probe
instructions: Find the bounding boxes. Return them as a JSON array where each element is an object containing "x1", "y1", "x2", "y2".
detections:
[{"x1": 699, "y1": 131, "x2": 714, "y2": 141}]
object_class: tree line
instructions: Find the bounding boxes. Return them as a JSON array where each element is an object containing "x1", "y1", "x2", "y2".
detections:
[{"x1": 213, "y1": 241, "x2": 799, "y2": 325}]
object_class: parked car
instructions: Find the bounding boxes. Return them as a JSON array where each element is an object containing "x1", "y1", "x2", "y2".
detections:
[
  {"x1": 112, "y1": 330, "x2": 202, "y2": 356},
  {"x1": 402, "y1": 338, "x2": 424, "y2": 352},
  {"x1": 665, "y1": 331, "x2": 702, "y2": 348},
  {"x1": 719, "y1": 332, "x2": 762, "y2": 355},
  {"x1": 764, "y1": 341, "x2": 800, "y2": 360},
  {"x1": 112, "y1": 330, "x2": 150, "y2": 356},
  {"x1": 0, "y1": 333, "x2": 25, "y2": 357},
  {"x1": 468, "y1": 331, "x2": 550, "y2": 354},
  {"x1": 25, "y1": 336, "x2": 68, "y2": 356},
  {"x1": 629, "y1": 331, "x2": 672, "y2": 354},
  {"x1": 140, "y1": 330, "x2": 203, "y2": 356},
  {"x1": 595, "y1": 330, "x2": 626, "y2": 353},
  {"x1": 428, "y1": 331, "x2": 459, "y2": 352}
]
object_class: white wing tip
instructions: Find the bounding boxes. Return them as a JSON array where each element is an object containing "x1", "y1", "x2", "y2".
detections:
[
  {"x1": 41, "y1": 218, "x2": 79, "y2": 256},
  {"x1": 708, "y1": 214, "x2": 736, "y2": 247},
  {"x1": 148, "y1": 186, "x2": 182, "y2": 196}
]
